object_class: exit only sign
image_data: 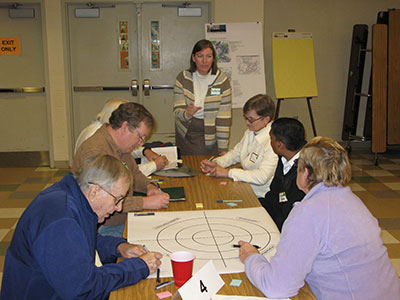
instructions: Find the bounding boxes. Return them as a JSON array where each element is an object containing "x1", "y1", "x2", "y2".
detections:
[{"x1": 0, "y1": 37, "x2": 21, "y2": 55}]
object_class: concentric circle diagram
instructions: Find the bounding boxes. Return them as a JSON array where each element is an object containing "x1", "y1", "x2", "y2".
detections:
[{"x1": 156, "y1": 215, "x2": 273, "y2": 266}]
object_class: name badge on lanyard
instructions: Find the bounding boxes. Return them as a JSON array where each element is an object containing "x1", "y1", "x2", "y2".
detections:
[
  {"x1": 279, "y1": 192, "x2": 288, "y2": 203},
  {"x1": 210, "y1": 88, "x2": 221, "y2": 96}
]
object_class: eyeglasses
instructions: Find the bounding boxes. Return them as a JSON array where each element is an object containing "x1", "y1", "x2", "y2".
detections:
[
  {"x1": 243, "y1": 115, "x2": 264, "y2": 124},
  {"x1": 135, "y1": 128, "x2": 146, "y2": 143},
  {"x1": 88, "y1": 182, "x2": 126, "y2": 206}
]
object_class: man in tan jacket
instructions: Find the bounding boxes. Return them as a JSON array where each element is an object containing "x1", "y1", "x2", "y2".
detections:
[{"x1": 73, "y1": 102, "x2": 169, "y2": 237}]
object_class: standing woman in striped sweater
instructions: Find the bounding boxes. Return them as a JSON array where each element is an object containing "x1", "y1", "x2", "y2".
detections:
[{"x1": 173, "y1": 39, "x2": 232, "y2": 155}]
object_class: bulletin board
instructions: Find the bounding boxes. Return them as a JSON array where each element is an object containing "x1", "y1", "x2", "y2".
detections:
[{"x1": 272, "y1": 32, "x2": 318, "y2": 99}]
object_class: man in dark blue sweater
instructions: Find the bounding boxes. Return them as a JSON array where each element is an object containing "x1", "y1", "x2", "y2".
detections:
[
  {"x1": 1, "y1": 155, "x2": 162, "y2": 300},
  {"x1": 260, "y1": 118, "x2": 306, "y2": 231}
]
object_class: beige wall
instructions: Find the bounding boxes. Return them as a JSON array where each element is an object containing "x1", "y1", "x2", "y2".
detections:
[
  {"x1": 26, "y1": 0, "x2": 400, "y2": 166},
  {"x1": 264, "y1": 0, "x2": 399, "y2": 141},
  {"x1": 214, "y1": 0, "x2": 264, "y2": 147}
]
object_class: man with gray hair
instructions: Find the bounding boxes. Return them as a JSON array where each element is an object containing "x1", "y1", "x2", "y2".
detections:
[
  {"x1": 73, "y1": 102, "x2": 170, "y2": 237},
  {"x1": 1, "y1": 155, "x2": 162, "y2": 300}
]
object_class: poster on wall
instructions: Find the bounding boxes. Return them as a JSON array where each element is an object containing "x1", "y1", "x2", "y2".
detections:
[
  {"x1": 150, "y1": 21, "x2": 161, "y2": 70},
  {"x1": 119, "y1": 21, "x2": 129, "y2": 69},
  {"x1": 205, "y1": 22, "x2": 266, "y2": 108}
]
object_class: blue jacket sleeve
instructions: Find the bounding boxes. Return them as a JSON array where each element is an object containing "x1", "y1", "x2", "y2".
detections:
[
  {"x1": 96, "y1": 233, "x2": 126, "y2": 264},
  {"x1": 32, "y1": 218, "x2": 149, "y2": 300}
]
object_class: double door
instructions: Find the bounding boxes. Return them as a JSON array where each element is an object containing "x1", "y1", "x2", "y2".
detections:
[
  {"x1": 68, "y1": 2, "x2": 210, "y2": 143},
  {"x1": 0, "y1": 3, "x2": 47, "y2": 152}
]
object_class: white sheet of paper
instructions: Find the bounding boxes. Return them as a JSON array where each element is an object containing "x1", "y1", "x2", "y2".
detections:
[
  {"x1": 142, "y1": 146, "x2": 178, "y2": 170},
  {"x1": 179, "y1": 260, "x2": 224, "y2": 300},
  {"x1": 127, "y1": 207, "x2": 280, "y2": 278},
  {"x1": 213, "y1": 295, "x2": 290, "y2": 300}
]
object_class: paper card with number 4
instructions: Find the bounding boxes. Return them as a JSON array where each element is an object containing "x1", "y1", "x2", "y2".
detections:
[{"x1": 172, "y1": 260, "x2": 224, "y2": 300}]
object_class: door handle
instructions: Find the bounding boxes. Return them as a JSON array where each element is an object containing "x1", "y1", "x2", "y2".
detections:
[
  {"x1": 0, "y1": 87, "x2": 45, "y2": 93},
  {"x1": 143, "y1": 79, "x2": 150, "y2": 96},
  {"x1": 131, "y1": 80, "x2": 138, "y2": 96},
  {"x1": 142, "y1": 79, "x2": 173, "y2": 96}
]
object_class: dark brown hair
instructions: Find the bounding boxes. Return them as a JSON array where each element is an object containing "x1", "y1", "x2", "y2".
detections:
[
  {"x1": 188, "y1": 39, "x2": 218, "y2": 75},
  {"x1": 109, "y1": 102, "x2": 154, "y2": 130}
]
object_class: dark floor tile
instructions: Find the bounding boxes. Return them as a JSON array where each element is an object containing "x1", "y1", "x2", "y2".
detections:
[
  {"x1": 0, "y1": 199, "x2": 33, "y2": 208},
  {"x1": 8, "y1": 191, "x2": 40, "y2": 200},
  {"x1": 352, "y1": 176, "x2": 379, "y2": 183},
  {"x1": 385, "y1": 244, "x2": 400, "y2": 259},
  {"x1": 356, "y1": 164, "x2": 383, "y2": 171},
  {"x1": 54, "y1": 170, "x2": 70, "y2": 177},
  {"x1": 0, "y1": 218, "x2": 18, "y2": 228},
  {"x1": 0, "y1": 256, "x2": 4, "y2": 271},
  {"x1": 358, "y1": 182, "x2": 390, "y2": 191},
  {"x1": 389, "y1": 170, "x2": 400, "y2": 176},
  {"x1": 0, "y1": 168, "x2": 36, "y2": 184},
  {"x1": 351, "y1": 171, "x2": 371, "y2": 177},
  {"x1": 0, "y1": 184, "x2": 19, "y2": 192},
  {"x1": 24, "y1": 177, "x2": 52, "y2": 184},
  {"x1": 0, "y1": 192, "x2": 12, "y2": 201},
  {"x1": 375, "y1": 176, "x2": 400, "y2": 183},
  {"x1": 369, "y1": 190, "x2": 400, "y2": 199},
  {"x1": 0, "y1": 242, "x2": 10, "y2": 256},
  {"x1": 378, "y1": 218, "x2": 400, "y2": 230}
]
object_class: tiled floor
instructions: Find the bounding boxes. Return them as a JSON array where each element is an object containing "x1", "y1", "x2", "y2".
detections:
[{"x1": 0, "y1": 148, "x2": 399, "y2": 291}]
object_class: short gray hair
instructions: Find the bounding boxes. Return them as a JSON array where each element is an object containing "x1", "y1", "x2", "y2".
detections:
[{"x1": 75, "y1": 155, "x2": 132, "y2": 192}]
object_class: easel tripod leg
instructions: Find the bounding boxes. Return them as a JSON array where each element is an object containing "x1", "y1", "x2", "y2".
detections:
[{"x1": 307, "y1": 97, "x2": 317, "y2": 137}]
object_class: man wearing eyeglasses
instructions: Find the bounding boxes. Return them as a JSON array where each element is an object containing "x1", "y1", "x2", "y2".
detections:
[
  {"x1": 1, "y1": 155, "x2": 162, "y2": 300},
  {"x1": 200, "y1": 94, "x2": 278, "y2": 199},
  {"x1": 73, "y1": 102, "x2": 170, "y2": 237}
]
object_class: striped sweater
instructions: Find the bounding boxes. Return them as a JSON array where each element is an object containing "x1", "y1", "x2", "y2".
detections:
[{"x1": 173, "y1": 69, "x2": 232, "y2": 152}]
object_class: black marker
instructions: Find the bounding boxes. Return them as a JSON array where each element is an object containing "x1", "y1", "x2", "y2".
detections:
[
  {"x1": 233, "y1": 244, "x2": 260, "y2": 249},
  {"x1": 156, "y1": 268, "x2": 161, "y2": 284}
]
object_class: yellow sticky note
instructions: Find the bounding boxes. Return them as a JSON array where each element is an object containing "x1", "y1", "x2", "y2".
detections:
[{"x1": 195, "y1": 203, "x2": 203, "y2": 209}]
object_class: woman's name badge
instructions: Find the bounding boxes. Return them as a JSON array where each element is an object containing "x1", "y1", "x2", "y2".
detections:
[
  {"x1": 250, "y1": 152, "x2": 258, "y2": 163},
  {"x1": 210, "y1": 88, "x2": 221, "y2": 96},
  {"x1": 279, "y1": 192, "x2": 288, "y2": 203}
]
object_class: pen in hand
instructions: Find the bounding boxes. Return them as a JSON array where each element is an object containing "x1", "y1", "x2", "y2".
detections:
[
  {"x1": 201, "y1": 155, "x2": 215, "y2": 170},
  {"x1": 144, "y1": 245, "x2": 161, "y2": 284},
  {"x1": 156, "y1": 182, "x2": 162, "y2": 194}
]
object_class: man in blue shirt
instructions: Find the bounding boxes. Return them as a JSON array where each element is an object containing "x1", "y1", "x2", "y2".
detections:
[{"x1": 1, "y1": 155, "x2": 162, "y2": 300}]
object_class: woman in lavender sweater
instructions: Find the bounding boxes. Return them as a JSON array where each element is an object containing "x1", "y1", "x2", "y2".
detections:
[{"x1": 238, "y1": 137, "x2": 400, "y2": 300}]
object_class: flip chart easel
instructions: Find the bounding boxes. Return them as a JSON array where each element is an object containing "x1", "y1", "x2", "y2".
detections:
[{"x1": 272, "y1": 32, "x2": 318, "y2": 136}]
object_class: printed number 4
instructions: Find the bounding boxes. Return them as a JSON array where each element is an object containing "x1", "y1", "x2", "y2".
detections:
[{"x1": 200, "y1": 280, "x2": 208, "y2": 293}]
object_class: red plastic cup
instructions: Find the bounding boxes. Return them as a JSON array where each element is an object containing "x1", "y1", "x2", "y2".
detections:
[{"x1": 170, "y1": 251, "x2": 195, "y2": 287}]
